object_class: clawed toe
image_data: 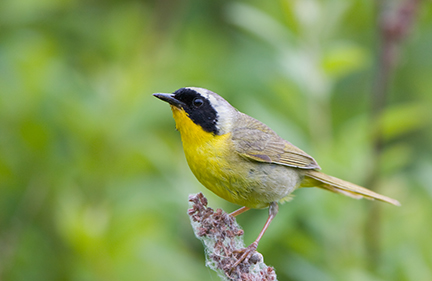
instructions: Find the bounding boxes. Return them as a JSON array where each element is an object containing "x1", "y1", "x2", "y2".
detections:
[{"x1": 230, "y1": 242, "x2": 258, "y2": 271}]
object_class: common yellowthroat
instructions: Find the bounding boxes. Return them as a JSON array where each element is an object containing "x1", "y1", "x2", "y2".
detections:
[{"x1": 154, "y1": 87, "x2": 400, "y2": 265}]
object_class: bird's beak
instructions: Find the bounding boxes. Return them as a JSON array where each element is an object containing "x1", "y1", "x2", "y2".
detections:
[{"x1": 153, "y1": 93, "x2": 185, "y2": 108}]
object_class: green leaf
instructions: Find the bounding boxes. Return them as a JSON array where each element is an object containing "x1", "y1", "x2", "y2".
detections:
[
  {"x1": 379, "y1": 103, "x2": 431, "y2": 141},
  {"x1": 322, "y1": 42, "x2": 369, "y2": 79}
]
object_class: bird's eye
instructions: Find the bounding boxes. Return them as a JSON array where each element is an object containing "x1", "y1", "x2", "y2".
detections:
[{"x1": 193, "y1": 98, "x2": 204, "y2": 108}]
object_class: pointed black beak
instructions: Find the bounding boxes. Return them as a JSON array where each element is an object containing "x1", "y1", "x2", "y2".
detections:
[{"x1": 153, "y1": 93, "x2": 185, "y2": 108}]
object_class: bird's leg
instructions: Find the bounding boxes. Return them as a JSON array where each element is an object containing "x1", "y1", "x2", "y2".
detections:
[
  {"x1": 230, "y1": 206, "x2": 250, "y2": 217},
  {"x1": 231, "y1": 202, "x2": 279, "y2": 269}
]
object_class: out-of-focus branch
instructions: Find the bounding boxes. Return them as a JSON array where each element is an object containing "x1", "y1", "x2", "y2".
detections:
[
  {"x1": 366, "y1": 0, "x2": 421, "y2": 271},
  {"x1": 373, "y1": 0, "x2": 420, "y2": 116},
  {"x1": 188, "y1": 193, "x2": 277, "y2": 281}
]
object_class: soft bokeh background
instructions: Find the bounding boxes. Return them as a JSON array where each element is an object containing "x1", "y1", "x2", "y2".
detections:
[{"x1": 1, "y1": 0, "x2": 431, "y2": 280}]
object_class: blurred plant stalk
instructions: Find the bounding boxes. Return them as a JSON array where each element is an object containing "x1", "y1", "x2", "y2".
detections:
[{"x1": 366, "y1": 0, "x2": 421, "y2": 272}]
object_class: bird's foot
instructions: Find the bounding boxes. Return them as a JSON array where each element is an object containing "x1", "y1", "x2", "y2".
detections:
[{"x1": 230, "y1": 241, "x2": 259, "y2": 271}]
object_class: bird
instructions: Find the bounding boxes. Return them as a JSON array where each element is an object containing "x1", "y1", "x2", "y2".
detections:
[{"x1": 153, "y1": 87, "x2": 400, "y2": 267}]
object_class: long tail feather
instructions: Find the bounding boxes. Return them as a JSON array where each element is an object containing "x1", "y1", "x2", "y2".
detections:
[{"x1": 302, "y1": 170, "x2": 400, "y2": 206}]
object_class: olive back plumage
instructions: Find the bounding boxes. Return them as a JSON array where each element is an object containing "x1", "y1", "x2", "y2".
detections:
[{"x1": 232, "y1": 113, "x2": 320, "y2": 170}]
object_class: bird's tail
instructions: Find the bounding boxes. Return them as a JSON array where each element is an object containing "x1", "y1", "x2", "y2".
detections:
[{"x1": 301, "y1": 170, "x2": 400, "y2": 206}]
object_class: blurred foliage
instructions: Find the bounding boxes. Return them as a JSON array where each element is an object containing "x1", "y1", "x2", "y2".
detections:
[{"x1": 1, "y1": 0, "x2": 431, "y2": 280}]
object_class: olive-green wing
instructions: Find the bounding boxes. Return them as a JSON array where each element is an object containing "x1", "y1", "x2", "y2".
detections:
[{"x1": 231, "y1": 113, "x2": 320, "y2": 170}]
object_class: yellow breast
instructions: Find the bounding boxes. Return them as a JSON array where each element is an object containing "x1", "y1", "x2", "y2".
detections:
[
  {"x1": 171, "y1": 106, "x2": 242, "y2": 204},
  {"x1": 170, "y1": 106, "x2": 295, "y2": 209}
]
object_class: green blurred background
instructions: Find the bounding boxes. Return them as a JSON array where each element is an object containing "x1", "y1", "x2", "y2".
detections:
[{"x1": 1, "y1": 0, "x2": 431, "y2": 280}]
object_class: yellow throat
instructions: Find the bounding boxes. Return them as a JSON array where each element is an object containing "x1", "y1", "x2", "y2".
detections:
[{"x1": 170, "y1": 105, "x2": 236, "y2": 203}]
